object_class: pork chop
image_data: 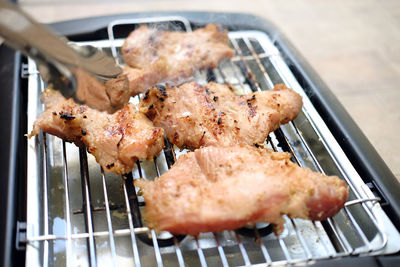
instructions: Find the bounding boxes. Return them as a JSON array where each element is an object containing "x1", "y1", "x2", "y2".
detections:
[
  {"x1": 28, "y1": 89, "x2": 164, "y2": 174},
  {"x1": 139, "y1": 82, "x2": 302, "y2": 149},
  {"x1": 135, "y1": 145, "x2": 348, "y2": 235}
]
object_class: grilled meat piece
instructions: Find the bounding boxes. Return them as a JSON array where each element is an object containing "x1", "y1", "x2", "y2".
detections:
[
  {"x1": 105, "y1": 24, "x2": 234, "y2": 108},
  {"x1": 74, "y1": 69, "x2": 130, "y2": 113},
  {"x1": 28, "y1": 89, "x2": 164, "y2": 174},
  {"x1": 140, "y1": 82, "x2": 302, "y2": 149},
  {"x1": 135, "y1": 145, "x2": 348, "y2": 235},
  {"x1": 122, "y1": 24, "x2": 233, "y2": 74}
]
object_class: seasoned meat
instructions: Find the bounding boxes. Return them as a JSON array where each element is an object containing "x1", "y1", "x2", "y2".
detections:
[
  {"x1": 53, "y1": 25, "x2": 232, "y2": 113},
  {"x1": 73, "y1": 68, "x2": 129, "y2": 113},
  {"x1": 139, "y1": 82, "x2": 302, "y2": 149},
  {"x1": 122, "y1": 24, "x2": 233, "y2": 76},
  {"x1": 105, "y1": 24, "x2": 234, "y2": 108},
  {"x1": 135, "y1": 145, "x2": 348, "y2": 235},
  {"x1": 28, "y1": 89, "x2": 164, "y2": 174}
]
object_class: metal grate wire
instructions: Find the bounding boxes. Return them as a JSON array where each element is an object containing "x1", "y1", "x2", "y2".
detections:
[{"x1": 24, "y1": 17, "x2": 400, "y2": 267}]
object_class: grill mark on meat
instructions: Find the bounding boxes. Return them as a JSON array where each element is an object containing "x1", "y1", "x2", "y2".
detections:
[
  {"x1": 106, "y1": 163, "x2": 115, "y2": 169},
  {"x1": 155, "y1": 84, "x2": 167, "y2": 97},
  {"x1": 59, "y1": 111, "x2": 75, "y2": 120},
  {"x1": 143, "y1": 89, "x2": 150, "y2": 100},
  {"x1": 217, "y1": 112, "x2": 225, "y2": 125},
  {"x1": 199, "y1": 131, "x2": 206, "y2": 147},
  {"x1": 247, "y1": 101, "x2": 257, "y2": 118},
  {"x1": 247, "y1": 94, "x2": 256, "y2": 102}
]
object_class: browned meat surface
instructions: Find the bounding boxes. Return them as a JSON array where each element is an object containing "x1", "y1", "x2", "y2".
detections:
[
  {"x1": 139, "y1": 82, "x2": 302, "y2": 149},
  {"x1": 122, "y1": 24, "x2": 233, "y2": 75},
  {"x1": 73, "y1": 68, "x2": 130, "y2": 113},
  {"x1": 28, "y1": 89, "x2": 164, "y2": 174},
  {"x1": 135, "y1": 145, "x2": 348, "y2": 235},
  {"x1": 105, "y1": 24, "x2": 234, "y2": 108}
]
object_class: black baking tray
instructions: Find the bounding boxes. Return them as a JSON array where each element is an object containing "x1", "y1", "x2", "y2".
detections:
[
  {"x1": 1, "y1": 11, "x2": 399, "y2": 266},
  {"x1": 0, "y1": 46, "x2": 26, "y2": 267}
]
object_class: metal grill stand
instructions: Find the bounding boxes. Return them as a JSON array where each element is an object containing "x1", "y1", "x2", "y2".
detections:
[{"x1": 24, "y1": 17, "x2": 400, "y2": 267}]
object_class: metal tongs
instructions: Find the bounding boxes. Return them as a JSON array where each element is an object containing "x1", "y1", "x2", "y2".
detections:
[{"x1": 0, "y1": 1, "x2": 122, "y2": 111}]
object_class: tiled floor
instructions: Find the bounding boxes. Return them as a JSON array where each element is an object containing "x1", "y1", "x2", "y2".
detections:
[{"x1": 18, "y1": 0, "x2": 400, "y2": 181}]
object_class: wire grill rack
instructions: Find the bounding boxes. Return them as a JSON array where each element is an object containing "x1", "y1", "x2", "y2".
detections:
[{"x1": 25, "y1": 17, "x2": 400, "y2": 266}]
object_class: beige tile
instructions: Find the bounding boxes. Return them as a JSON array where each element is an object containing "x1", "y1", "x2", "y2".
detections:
[
  {"x1": 337, "y1": 89, "x2": 400, "y2": 177},
  {"x1": 310, "y1": 50, "x2": 400, "y2": 95}
]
